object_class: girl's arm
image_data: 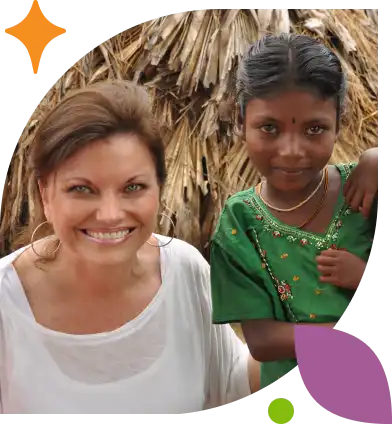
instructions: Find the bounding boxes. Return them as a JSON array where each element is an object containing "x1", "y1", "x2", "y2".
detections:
[
  {"x1": 344, "y1": 147, "x2": 378, "y2": 218},
  {"x1": 242, "y1": 319, "x2": 336, "y2": 363}
]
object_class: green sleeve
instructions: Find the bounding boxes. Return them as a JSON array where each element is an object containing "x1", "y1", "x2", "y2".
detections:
[
  {"x1": 336, "y1": 162, "x2": 374, "y2": 261},
  {"x1": 210, "y1": 241, "x2": 276, "y2": 324}
]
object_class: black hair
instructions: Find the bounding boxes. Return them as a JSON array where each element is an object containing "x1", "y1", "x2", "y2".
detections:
[{"x1": 237, "y1": 33, "x2": 347, "y2": 129}]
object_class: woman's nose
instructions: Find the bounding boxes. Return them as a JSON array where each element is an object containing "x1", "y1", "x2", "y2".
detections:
[{"x1": 96, "y1": 194, "x2": 126, "y2": 224}]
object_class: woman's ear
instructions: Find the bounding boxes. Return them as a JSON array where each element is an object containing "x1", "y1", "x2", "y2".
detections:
[{"x1": 38, "y1": 179, "x2": 51, "y2": 223}]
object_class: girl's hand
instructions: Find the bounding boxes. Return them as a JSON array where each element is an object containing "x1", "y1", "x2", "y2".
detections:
[
  {"x1": 316, "y1": 249, "x2": 366, "y2": 290},
  {"x1": 343, "y1": 147, "x2": 378, "y2": 218}
]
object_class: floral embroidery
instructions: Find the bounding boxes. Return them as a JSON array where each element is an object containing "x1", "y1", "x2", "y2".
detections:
[
  {"x1": 231, "y1": 229, "x2": 237, "y2": 235},
  {"x1": 242, "y1": 166, "x2": 351, "y2": 250},
  {"x1": 281, "y1": 253, "x2": 288, "y2": 259},
  {"x1": 249, "y1": 229, "x2": 295, "y2": 304},
  {"x1": 300, "y1": 238, "x2": 309, "y2": 246},
  {"x1": 261, "y1": 263, "x2": 266, "y2": 269},
  {"x1": 277, "y1": 281, "x2": 293, "y2": 299},
  {"x1": 309, "y1": 313, "x2": 316, "y2": 319},
  {"x1": 315, "y1": 289, "x2": 322, "y2": 295},
  {"x1": 293, "y1": 276, "x2": 300, "y2": 281}
]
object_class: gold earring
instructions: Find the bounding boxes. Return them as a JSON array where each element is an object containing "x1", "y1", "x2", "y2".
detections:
[
  {"x1": 30, "y1": 221, "x2": 61, "y2": 258},
  {"x1": 147, "y1": 213, "x2": 175, "y2": 248}
]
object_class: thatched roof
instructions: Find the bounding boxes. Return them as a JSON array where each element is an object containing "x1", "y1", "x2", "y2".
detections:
[{"x1": 0, "y1": 9, "x2": 378, "y2": 258}]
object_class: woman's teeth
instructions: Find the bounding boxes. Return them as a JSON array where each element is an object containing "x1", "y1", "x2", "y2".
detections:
[{"x1": 85, "y1": 230, "x2": 130, "y2": 240}]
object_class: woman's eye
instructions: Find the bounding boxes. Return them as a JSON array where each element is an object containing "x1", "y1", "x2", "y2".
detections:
[
  {"x1": 69, "y1": 185, "x2": 91, "y2": 193},
  {"x1": 260, "y1": 124, "x2": 278, "y2": 134},
  {"x1": 125, "y1": 184, "x2": 143, "y2": 192},
  {"x1": 306, "y1": 126, "x2": 325, "y2": 135}
]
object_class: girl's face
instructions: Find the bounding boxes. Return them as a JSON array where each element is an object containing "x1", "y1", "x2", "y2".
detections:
[
  {"x1": 243, "y1": 90, "x2": 337, "y2": 192},
  {"x1": 39, "y1": 134, "x2": 161, "y2": 267}
]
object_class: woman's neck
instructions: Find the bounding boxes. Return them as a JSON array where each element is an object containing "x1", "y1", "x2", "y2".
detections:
[{"x1": 53, "y1": 247, "x2": 147, "y2": 297}]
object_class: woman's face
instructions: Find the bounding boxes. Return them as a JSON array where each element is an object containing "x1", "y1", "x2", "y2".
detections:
[
  {"x1": 39, "y1": 133, "x2": 160, "y2": 266},
  {"x1": 243, "y1": 90, "x2": 337, "y2": 192}
]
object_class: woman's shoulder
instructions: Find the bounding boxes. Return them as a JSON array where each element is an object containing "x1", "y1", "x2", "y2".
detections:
[
  {"x1": 162, "y1": 236, "x2": 208, "y2": 271},
  {"x1": 0, "y1": 248, "x2": 27, "y2": 298},
  {"x1": 158, "y1": 235, "x2": 210, "y2": 289}
]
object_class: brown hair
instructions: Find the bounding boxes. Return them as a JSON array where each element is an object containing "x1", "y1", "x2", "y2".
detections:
[{"x1": 16, "y1": 80, "x2": 166, "y2": 250}]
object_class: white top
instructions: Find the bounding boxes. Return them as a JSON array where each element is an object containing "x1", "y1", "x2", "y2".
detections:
[{"x1": 0, "y1": 236, "x2": 250, "y2": 413}]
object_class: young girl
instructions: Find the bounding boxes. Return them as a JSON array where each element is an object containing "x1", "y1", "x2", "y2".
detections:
[{"x1": 210, "y1": 34, "x2": 378, "y2": 390}]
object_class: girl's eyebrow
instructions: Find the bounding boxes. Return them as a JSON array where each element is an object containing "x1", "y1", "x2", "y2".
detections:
[{"x1": 248, "y1": 114, "x2": 280, "y2": 123}]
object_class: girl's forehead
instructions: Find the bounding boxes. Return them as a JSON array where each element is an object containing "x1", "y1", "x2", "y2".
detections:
[{"x1": 245, "y1": 91, "x2": 336, "y2": 121}]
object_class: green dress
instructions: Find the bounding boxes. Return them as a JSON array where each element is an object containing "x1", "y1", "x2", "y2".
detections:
[{"x1": 210, "y1": 163, "x2": 376, "y2": 389}]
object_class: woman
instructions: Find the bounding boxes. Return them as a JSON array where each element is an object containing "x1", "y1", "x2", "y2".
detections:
[
  {"x1": 210, "y1": 34, "x2": 377, "y2": 390},
  {"x1": 0, "y1": 81, "x2": 258, "y2": 413}
]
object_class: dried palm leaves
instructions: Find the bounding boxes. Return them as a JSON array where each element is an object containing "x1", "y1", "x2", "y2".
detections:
[{"x1": 0, "y1": 9, "x2": 378, "y2": 257}]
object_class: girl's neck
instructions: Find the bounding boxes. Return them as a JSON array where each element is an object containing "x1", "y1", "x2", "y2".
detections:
[{"x1": 263, "y1": 169, "x2": 324, "y2": 208}]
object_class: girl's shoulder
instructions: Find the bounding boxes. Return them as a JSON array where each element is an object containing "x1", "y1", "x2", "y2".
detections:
[
  {"x1": 334, "y1": 162, "x2": 357, "y2": 181},
  {"x1": 224, "y1": 186, "x2": 258, "y2": 209},
  {"x1": 213, "y1": 187, "x2": 261, "y2": 240}
]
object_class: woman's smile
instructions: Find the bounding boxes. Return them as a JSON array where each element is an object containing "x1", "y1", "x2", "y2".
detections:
[{"x1": 81, "y1": 227, "x2": 136, "y2": 245}]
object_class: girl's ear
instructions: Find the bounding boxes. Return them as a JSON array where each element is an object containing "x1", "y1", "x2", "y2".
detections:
[{"x1": 235, "y1": 103, "x2": 245, "y2": 141}]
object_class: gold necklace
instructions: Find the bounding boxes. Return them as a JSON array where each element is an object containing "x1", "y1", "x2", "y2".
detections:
[
  {"x1": 259, "y1": 167, "x2": 326, "y2": 213},
  {"x1": 298, "y1": 167, "x2": 329, "y2": 228}
]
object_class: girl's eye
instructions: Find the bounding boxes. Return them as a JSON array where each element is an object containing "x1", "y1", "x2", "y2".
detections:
[
  {"x1": 69, "y1": 185, "x2": 91, "y2": 193},
  {"x1": 306, "y1": 126, "x2": 325, "y2": 135},
  {"x1": 260, "y1": 124, "x2": 278, "y2": 135},
  {"x1": 125, "y1": 184, "x2": 143, "y2": 192}
]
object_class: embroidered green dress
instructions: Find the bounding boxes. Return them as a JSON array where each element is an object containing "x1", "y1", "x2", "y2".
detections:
[{"x1": 210, "y1": 164, "x2": 376, "y2": 389}]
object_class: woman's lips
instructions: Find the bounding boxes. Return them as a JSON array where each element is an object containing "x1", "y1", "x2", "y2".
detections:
[{"x1": 80, "y1": 227, "x2": 136, "y2": 244}]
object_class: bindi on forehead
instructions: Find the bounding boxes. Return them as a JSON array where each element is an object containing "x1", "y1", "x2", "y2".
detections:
[{"x1": 292, "y1": 117, "x2": 296, "y2": 124}]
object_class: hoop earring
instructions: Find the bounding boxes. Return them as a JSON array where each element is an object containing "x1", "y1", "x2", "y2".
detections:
[
  {"x1": 147, "y1": 213, "x2": 175, "y2": 248},
  {"x1": 30, "y1": 221, "x2": 61, "y2": 258}
]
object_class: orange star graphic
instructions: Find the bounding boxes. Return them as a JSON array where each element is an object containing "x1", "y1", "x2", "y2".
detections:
[{"x1": 5, "y1": 0, "x2": 66, "y2": 74}]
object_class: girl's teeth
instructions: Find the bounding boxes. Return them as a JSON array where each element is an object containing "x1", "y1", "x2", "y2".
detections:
[{"x1": 86, "y1": 230, "x2": 129, "y2": 240}]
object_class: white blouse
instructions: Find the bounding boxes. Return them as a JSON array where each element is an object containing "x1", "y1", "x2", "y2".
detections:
[{"x1": 0, "y1": 236, "x2": 250, "y2": 413}]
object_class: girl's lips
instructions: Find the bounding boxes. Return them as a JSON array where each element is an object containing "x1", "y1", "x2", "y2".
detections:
[
  {"x1": 273, "y1": 166, "x2": 310, "y2": 172},
  {"x1": 274, "y1": 168, "x2": 307, "y2": 176}
]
